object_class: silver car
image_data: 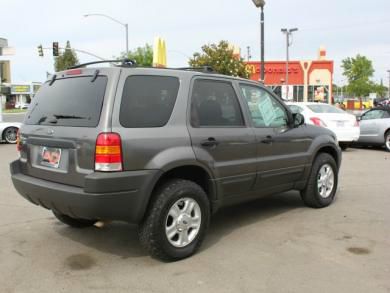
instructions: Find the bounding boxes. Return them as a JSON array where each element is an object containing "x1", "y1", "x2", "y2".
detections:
[
  {"x1": 0, "y1": 122, "x2": 22, "y2": 144},
  {"x1": 357, "y1": 107, "x2": 390, "y2": 151}
]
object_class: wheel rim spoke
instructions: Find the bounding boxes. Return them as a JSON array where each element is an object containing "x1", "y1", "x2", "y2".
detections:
[
  {"x1": 165, "y1": 197, "x2": 202, "y2": 248},
  {"x1": 317, "y1": 164, "x2": 335, "y2": 198}
]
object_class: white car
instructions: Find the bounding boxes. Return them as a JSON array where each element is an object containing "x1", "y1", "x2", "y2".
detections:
[
  {"x1": 287, "y1": 102, "x2": 360, "y2": 150},
  {"x1": 0, "y1": 122, "x2": 22, "y2": 144}
]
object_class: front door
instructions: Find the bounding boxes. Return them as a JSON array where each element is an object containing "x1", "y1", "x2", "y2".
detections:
[
  {"x1": 188, "y1": 78, "x2": 257, "y2": 198},
  {"x1": 238, "y1": 83, "x2": 311, "y2": 192},
  {"x1": 359, "y1": 109, "x2": 387, "y2": 142}
]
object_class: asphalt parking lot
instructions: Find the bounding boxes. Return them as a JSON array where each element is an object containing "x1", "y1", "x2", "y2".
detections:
[{"x1": 1, "y1": 144, "x2": 389, "y2": 293}]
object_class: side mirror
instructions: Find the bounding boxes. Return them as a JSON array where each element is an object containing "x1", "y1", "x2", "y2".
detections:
[{"x1": 293, "y1": 113, "x2": 305, "y2": 127}]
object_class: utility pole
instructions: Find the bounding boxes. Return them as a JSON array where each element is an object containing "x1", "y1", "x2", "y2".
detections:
[
  {"x1": 246, "y1": 46, "x2": 252, "y2": 61},
  {"x1": 387, "y1": 70, "x2": 390, "y2": 99},
  {"x1": 281, "y1": 28, "x2": 298, "y2": 100}
]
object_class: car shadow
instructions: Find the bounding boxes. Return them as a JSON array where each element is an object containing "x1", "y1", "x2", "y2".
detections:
[
  {"x1": 55, "y1": 191, "x2": 303, "y2": 259},
  {"x1": 201, "y1": 191, "x2": 303, "y2": 250}
]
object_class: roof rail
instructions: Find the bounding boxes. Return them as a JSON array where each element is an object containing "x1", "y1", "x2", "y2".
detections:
[
  {"x1": 177, "y1": 66, "x2": 215, "y2": 73},
  {"x1": 69, "y1": 59, "x2": 137, "y2": 69}
]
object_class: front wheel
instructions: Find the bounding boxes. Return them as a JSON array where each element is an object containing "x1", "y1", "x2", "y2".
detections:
[
  {"x1": 139, "y1": 179, "x2": 210, "y2": 261},
  {"x1": 301, "y1": 153, "x2": 338, "y2": 208},
  {"x1": 385, "y1": 131, "x2": 390, "y2": 152}
]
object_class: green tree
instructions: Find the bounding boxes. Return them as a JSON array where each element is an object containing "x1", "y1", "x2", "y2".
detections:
[
  {"x1": 341, "y1": 54, "x2": 374, "y2": 97},
  {"x1": 54, "y1": 41, "x2": 79, "y2": 71},
  {"x1": 189, "y1": 41, "x2": 249, "y2": 78},
  {"x1": 117, "y1": 44, "x2": 153, "y2": 66},
  {"x1": 372, "y1": 80, "x2": 388, "y2": 98}
]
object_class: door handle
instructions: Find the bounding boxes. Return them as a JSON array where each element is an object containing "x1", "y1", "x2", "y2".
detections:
[
  {"x1": 261, "y1": 135, "x2": 274, "y2": 144},
  {"x1": 201, "y1": 137, "x2": 219, "y2": 147}
]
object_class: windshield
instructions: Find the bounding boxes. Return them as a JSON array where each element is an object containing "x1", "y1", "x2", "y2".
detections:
[
  {"x1": 307, "y1": 104, "x2": 345, "y2": 114},
  {"x1": 25, "y1": 76, "x2": 108, "y2": 127}
]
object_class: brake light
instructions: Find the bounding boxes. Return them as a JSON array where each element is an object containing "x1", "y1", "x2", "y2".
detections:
[
  {"x1": 95, "y1": 133, "x2": 123, "y2": 172},
  {"x1": 310, "y1": 117, "x2": 327, "y2": 127},
  {"x1": 65, "y1": 69, "x2": 82, "y2": 75},
  {"x1": 16, "y1": 130, "x2": 21, "y2": 152}
]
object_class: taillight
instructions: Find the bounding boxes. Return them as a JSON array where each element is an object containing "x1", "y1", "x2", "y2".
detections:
[
  {"x1": 95, "y1": 133, "x2": 123, "y2": 172},
  {"x1": 65, "y1": 69, "x2": 82, "y2": 75},
  {"x1": 16, "y1": 130, "x2": 21, "y2": 152},
  {"x1": 310, "y1": 117, "x2": 327, "y2": 127}
]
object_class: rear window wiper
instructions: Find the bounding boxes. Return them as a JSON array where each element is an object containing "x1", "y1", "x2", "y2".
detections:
[{"x1": 53, "y1": 114, "x2": 90, "y2": 120}]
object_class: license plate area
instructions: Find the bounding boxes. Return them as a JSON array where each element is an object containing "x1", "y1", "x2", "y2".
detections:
[
  {"x1": 336, "y1": 121, "x2": 345, "y2": 127},
  {"x1": 40, "y1": 146, "x2": 62, "y2": 168}
]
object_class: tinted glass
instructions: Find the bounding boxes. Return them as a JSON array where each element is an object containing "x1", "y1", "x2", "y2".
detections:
[
  {"x1": 240, "y1": 84, "x2": 288, "y2": 128},
  {"x1": 191, "y1": 79, "x2": 244, "y2": 127},
  {"x1": 362, "y1": 110, "x2": 386, "y2": 120},
  {"x1": 120, "y1": 75, "x2": 179, "y2": 128},
  {"x1": 307, "y1": 104, "x2": 345, "y2": 114},
  {"x1": 288, "y1": 104, "x2": 304, "y2": 114},
  {"x1": 25, "y1": 76, "x2": 107, "y2": 127}
]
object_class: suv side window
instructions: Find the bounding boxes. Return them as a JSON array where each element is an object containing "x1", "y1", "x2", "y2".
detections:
[
  {"x1": 119, "y1": 75, "x2": 179, "y2": 128},
  {"x1": 240, "y1": 84, "x2": 289, "y2": 128},
  {"x1": 191, "y1": 79, "x2": 244, "y2": 127}
]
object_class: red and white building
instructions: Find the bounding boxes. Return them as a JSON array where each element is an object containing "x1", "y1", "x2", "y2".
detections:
[{"x1": 245, "y1": 47, "x2": 334, "y2": 104}]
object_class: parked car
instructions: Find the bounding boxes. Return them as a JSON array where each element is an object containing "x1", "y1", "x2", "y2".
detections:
[
  {"x1": 286, "y1": 102, "x2": 360, "y2": 150},
  {"x1": 0, "y1": 122, "x2": 22, "y2": 144},
  {"x1": 10, "y1": 62, "x2": 341, "y2": 261},
  {"x1": 356, "y1": 107, "x2": 390, "y2": 152},
  {"x1": 15, "y1": 102, "x2": 30, "y2": 109}
]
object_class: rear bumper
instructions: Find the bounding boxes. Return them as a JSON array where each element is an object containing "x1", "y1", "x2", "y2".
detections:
[
  {"x1": 332, "y1": 127, "x2": 360, "y2": 143},
  {"x1": 10, "y1": 160, "x2": 161, "y2": 223}
]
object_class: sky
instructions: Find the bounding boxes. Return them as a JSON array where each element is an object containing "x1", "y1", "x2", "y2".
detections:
[{"x1": 1, "y1": 0, "x2": 390, "y2": 85}]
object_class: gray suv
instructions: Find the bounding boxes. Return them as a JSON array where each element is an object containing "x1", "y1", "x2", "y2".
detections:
[{"x1": 10, "y1": 62, "x2": 341, "y2": 261}]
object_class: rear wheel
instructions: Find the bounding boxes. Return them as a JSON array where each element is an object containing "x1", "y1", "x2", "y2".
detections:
[
  {"x1": 53, "y1": 211, "x2": 97, "y2": 228},
  {"x1": 339, "y1": 143, "x2": 350, "y2": 151},
  {"x1": 301, "y1": 153, "x2": 338, "y2": 208},
  {"x1": 139, "y1": 179, "x2": 210, "y2": 261},
  {"x1": 3, "y1": 127, "x2": 18, "y2": 144},
  {"x1": 385, "y1": 131, "x2": 390, "y2": 152}
]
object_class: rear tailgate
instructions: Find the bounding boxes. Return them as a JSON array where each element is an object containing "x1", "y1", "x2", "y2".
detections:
[{"x1": 18, "y1": 68, "x2": 120, "y2": 188}]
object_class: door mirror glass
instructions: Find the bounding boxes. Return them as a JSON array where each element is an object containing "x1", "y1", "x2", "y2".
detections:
[{"x1": 293, "y1": 113, "x2": 305, "y2": 127}]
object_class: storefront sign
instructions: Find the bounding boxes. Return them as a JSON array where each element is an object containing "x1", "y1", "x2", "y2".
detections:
[{"x1": 11, "y1": 85, "x2": 32, "y2": 95}]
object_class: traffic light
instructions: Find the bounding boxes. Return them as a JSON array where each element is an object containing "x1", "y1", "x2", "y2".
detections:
[
  {"x1": 38, "y1": 45, "x2": 44, "y2": 57},
  {"x1": 53, "y1": 42, "x2": 59, "y2": 57}
]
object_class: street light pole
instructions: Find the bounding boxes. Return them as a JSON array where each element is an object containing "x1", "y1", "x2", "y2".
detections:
[
  {"x1": 387, "y1": 70, "x2": 390, "y2": 99},
  {"x1": 252, "y1": 0, "x2": 265, "y2": 82},
  {"x1": 84, "y1": 13, "x2": 129, "y2": 56},
  {"x1": 281, "y1": 28, "x2": 298, "y2": 100}
]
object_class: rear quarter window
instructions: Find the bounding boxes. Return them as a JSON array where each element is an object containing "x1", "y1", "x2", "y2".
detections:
[{"x1": 119, "y1": 75, "x2": 179, "y2": 128}]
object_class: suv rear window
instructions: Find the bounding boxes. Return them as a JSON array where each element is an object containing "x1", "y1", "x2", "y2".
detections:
[
  {"x1": 25, "y1": 76, "x2": 107, "y2": 127},
  {"x1": 119, "y1": 75, "x2": 179, "y2": 128}
]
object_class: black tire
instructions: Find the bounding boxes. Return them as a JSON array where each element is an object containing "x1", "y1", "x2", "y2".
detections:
[
  {"x1": 139, "y1": 179, "x2": 210, "y2": 262},
  {"x1": 301, "y1": 153, "x2": 338, "y2": 208},
  {"x1": 3, "y1": 127, "x2": 18, "y2": 144},
  {"x1": 385, "y1": 131, "x2": 390, "y2": 152},
  {"x1": 53, "y1": 211, "x2": 97, "y2": 228},
  {"x1": 339, "y1": 143, "x2": 349, "y2": 151}
]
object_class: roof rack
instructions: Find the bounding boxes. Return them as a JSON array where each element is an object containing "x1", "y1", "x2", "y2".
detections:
[
  {"x1": 69, "y1": 59, "x2": 137, "y2": 69},
  {"x1": 177, "y1": 66, "x2": 215, "y2": 73}
]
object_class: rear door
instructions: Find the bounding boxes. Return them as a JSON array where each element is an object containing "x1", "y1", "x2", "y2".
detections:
[
  {"x1": 19, "y1": 68, "x2": 119, "y2": 187},
  {"x1": 238, "y1": 83, "x2": 311, "y2": 191},
  {"x1": 187, "y1": 78, "x2": 257, "y2": 198}
]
